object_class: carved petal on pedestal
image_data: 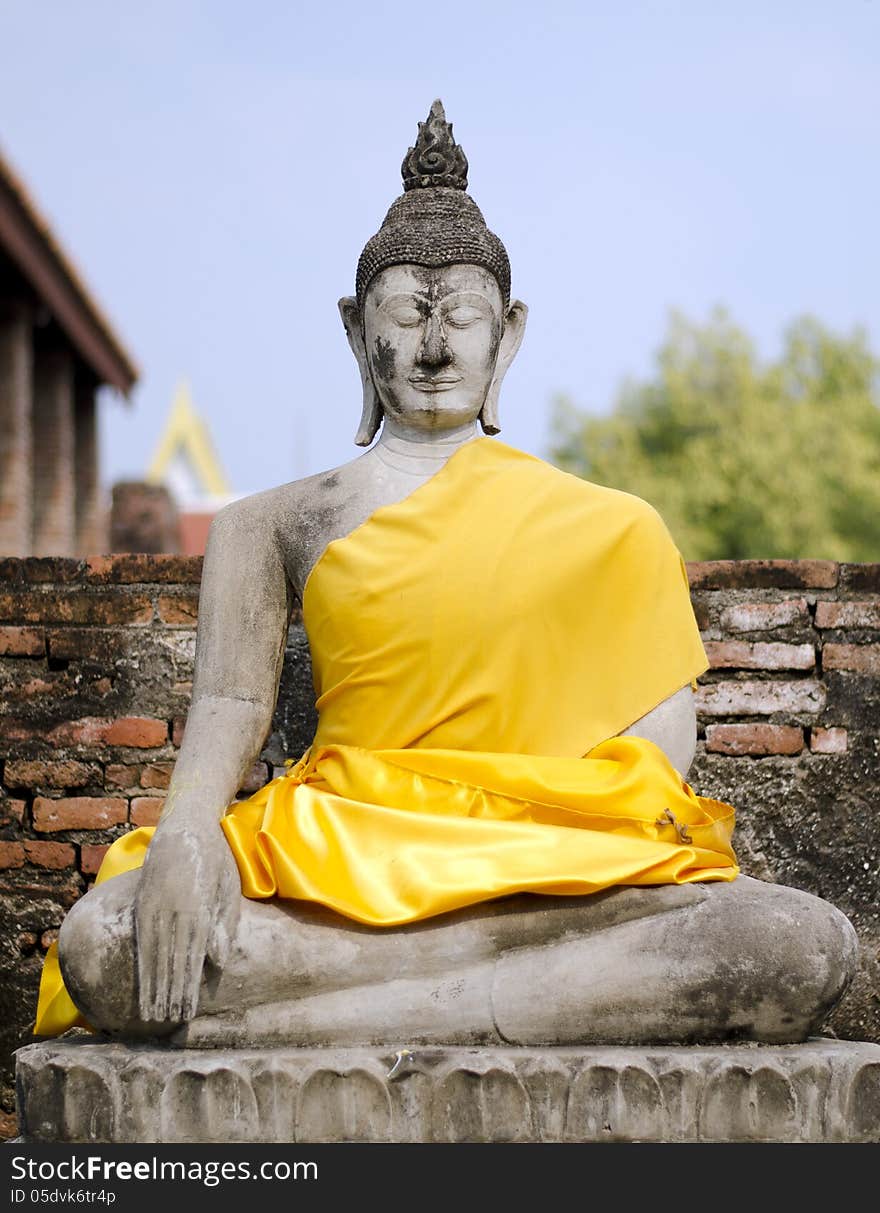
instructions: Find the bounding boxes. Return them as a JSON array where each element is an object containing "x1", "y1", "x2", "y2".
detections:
[
  {"x1": 17, "y1": 1057, "x2": 66, "y2": 1142},
  {"x1": 656, "y1": 1065, "x2": 705, "y2": 1141},
  {"x1": 61, "y1": 1062, "x2": 116, "y2": 1142},
  {"x1": 700, "y1": 1064, "x2": 797, "y2": 1142},
  {"x1": 161, "y1": 1065, "x2": 259, "y2": 1143},
  {"x1": 117, "y1": 1060, "x2": 167, "y2": 1144},
  {"x1": 251, "y1": 1063, "x2": 298, "y2": 1142},
  {"x1": 517, "y1": 1059, "x2": 570, "y2": 1142},
  {"x1": 787, "y1": 1059, "x2": 831, "y2": 1138},
  {"x1": 297, "y1": 1067, "x2": 392, "y2": 1143},
  {"x1": 749, "y1": 1066, "x2": 799, "y2": 1141},
  {"x1": 432, "y1": 1063, "x2": 530, "y2": 1143},
  {"x1": 847, "y1": 1062, "x2": 880, "y2": 1142},
  {"x1": 567, "y1": 1062, "x2": 664, "y2": 1142}
]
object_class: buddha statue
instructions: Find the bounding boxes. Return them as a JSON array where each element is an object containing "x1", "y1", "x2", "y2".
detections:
[{"x1": 37, "y1": 102, "x2": 857, "y2": 1049}]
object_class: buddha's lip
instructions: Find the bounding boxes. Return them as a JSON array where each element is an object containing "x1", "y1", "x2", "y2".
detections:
[{"x1": 408, "y1": 374, "x2": 462, "y2": 391}]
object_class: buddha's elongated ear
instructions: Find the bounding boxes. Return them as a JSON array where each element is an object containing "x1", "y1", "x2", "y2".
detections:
[
  {"x1": 339, "y1": 296, "x2": 383, "y2": 447},
  {"x1": 480, "y1": 300, "x2": 528, "y2": 435}
]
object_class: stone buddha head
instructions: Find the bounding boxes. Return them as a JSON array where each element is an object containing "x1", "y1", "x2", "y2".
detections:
[{"x1": 339, "y1": 101, "x2": 528, "y2": 444}]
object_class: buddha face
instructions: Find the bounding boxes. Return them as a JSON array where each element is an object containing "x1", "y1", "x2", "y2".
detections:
[{"x1": 361, "y1": 264, "x2": 506, "y2": 432}]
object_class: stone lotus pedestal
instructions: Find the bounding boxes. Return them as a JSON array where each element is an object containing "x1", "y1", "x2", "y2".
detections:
[{"x1": 15, "y1": 1037, "x2": 880, "y2": 1144}]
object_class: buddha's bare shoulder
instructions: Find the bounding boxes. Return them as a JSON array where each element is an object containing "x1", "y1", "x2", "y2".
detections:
[{"x1": 205, "y1": 453, "x2": 372, "y2": 598}]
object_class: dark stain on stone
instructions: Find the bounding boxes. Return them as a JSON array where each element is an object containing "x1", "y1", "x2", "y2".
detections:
[
  {"x1": 321, "y1": 473, "x2": 340, "y2": 490},
  {"x1": 372, "y1": 336, "x2": 396, "y2": 383}
]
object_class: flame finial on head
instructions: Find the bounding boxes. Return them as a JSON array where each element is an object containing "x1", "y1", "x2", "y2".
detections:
[{"x1": 401, "y1": 99, "x2": 469, "y2": 192}]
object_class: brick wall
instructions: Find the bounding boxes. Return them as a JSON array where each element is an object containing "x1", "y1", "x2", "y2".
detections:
[{"x1": 0, "y1": 555, "x2": 878, "y2": 1135}]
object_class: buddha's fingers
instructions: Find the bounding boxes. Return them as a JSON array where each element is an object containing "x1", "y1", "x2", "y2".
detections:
[
  {"x1": 134, "y1": 905, "x2": 157, "y2": 1022},
  {"x1": 152, "y1": 914, "x2": 176, "y2": 1022},
  {"x1": 167, "y1": 912, "x2": 205, "y2": 1018},
  {"x1": 205, "y1": 856, "x2": 241, "y2": 972}
]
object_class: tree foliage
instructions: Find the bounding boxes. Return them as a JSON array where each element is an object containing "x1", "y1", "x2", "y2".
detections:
[{"x1": 549, "y1": 310, "x2": 880, "y2": 560}]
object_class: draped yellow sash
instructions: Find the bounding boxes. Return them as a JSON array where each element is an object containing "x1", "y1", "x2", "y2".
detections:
[{"x1": 35, "y1": 437, "x2": 737, "y2": 1035}]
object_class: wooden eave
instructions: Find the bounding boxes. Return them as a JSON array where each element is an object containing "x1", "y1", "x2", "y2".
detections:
[{"x1": 0, "y1": 148, "x2": 138, "y2": 395}]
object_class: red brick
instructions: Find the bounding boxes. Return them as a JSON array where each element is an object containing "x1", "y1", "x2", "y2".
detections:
[
  {"x1": 0, "y1": 588, "x2": 154, "y2": 626},
  {"x1": 130, "y1": 796, "x2": 164, "y2": 826},
  {"x1": 815, "y1": 601, "x2": 880, "y2": 629},
  {"x1": 0, "y1": 872, "x2": 82, "y2": 906},
  {"x1": 0, "y1": 557, "x2": 85, "y2": 584},
  {"x1": 172, "y1": 716, "x2": 187, "y2": 747},
  {"x1": 839, "y1": 564, "x2": 880, "y2": 593},
  {"x1": 43, "y1": 716, "x2": 168, "y2": 748},
  {"x1": 140, "y1": 762, "x2": 174, "y2": 790},
  {"x1": 0, "y1": 625, "x2": 44, "y2": 655},
  {"x1": 0, "y1": 798, "x2": 25, "y2": 826},
  {"x1": 33, "y1": 796, "x2": 127, "y2": 832},
  {"x1": 80, "y1": 843, "x2": 110, "y2": 875},
  {"x1": 810, "y1": 727, "x2": 848, "y2": 754},
  {"x1": 104, "y1": 717, "x2": 168, "y2": 748},
  {"x1": 704, "y1": 641, "x2": 814, "y2": 671},
  {"x1": 705, "y1": 723, "x2": 804, "y2": 756},
  {"x1": 85, "y1": 554, "x2": 203, "y2": 584},
  {"x1": 718, "y1": 600, "x2": 809, "y2": 632},
  {"x1": 156, "y1": 592, "x2": 199, "y2": 625},
  {"x1": 23, "y1": 840, "x2": 75, "y2": 869},
  {"x1": 3, "y1": 674, "x2": 55, "y2": 698},
  {"x1": 4, "y1": 716, "x2": 112, "y2": 745},
  {"x1": 695, "y1": 680, "x2": 826, "y2": 717},
  {"x1": 4, "y1": 759, "x2": 100, "y2": 789},
  {"x1": 822, "y1": 644, "x2": 880, "y2": 675},
  {"x1": 45, "y1": 717, "x2": 112, "y2": 745},
  {"x1": 105, "y1": 763, "x2": 143, "y2": 790},
  {"x1": 0, "y1": 1109, "x2": 20, "y2": 1141},
  {"x1": 46, "y1": 628, "x2": 124, "y2": 661},
  {"x1": 687, "y1": 560, "x2": 839, "y2": 590},
  {"x1": 692, "y1": 600, "x2": 710, "y2": 631},
  {"x1": 0, "y1": 841, "x2": 25, "y2": 869}
]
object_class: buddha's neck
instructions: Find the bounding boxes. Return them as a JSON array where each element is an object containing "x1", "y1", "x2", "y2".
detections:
[{"x1": 374, "y1": 418, "x2": 479, "y2": 476}]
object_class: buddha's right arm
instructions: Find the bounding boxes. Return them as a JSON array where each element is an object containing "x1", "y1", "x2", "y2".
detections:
[
  {"x1": 134, "y1": 498, "x2": 294, "y2": 1022},
  {"x1": 157, "y1": 499, "x2": 294, "y2": 831}
]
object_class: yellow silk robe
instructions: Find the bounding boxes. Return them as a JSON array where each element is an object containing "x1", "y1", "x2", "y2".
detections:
[{"x1": 36, "y1": 437, "x2": 737, "y2": 1034}]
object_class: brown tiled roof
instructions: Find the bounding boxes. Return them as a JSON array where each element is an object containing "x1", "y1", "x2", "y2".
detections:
[{"x1": 0, "y1": 145, "x2": 138, "y2": 394}]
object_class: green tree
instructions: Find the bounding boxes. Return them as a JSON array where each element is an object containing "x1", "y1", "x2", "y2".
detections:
[{"x1": 549, "y1": 310, "x2": 880, "y2": 560}]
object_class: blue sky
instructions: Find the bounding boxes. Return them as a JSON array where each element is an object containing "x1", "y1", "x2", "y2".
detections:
[{"x1": 1, "y1": 1, "x2": 878, "y2": 494}]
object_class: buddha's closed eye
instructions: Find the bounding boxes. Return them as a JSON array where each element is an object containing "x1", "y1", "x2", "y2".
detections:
[
  {"x1": 389, "y1": 306, "x2": 423, "y2": 327},
  {"x1": 445, "y1": 306, "x2": 483, "y2": 328}
]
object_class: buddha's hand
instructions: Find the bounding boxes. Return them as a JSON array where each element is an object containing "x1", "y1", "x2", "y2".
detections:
[{"x1": 133, "y1": 820, "x2": 241, "y2": 1024}]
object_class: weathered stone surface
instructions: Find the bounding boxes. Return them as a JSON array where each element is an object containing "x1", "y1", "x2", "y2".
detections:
[{"x1": 14, "y1": 1038, "x2": 880, "y2": 1143}]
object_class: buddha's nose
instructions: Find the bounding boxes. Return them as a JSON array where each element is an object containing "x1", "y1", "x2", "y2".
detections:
[{"x1": 418, "y1": 312, "x2": 451, "y2": 367}]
